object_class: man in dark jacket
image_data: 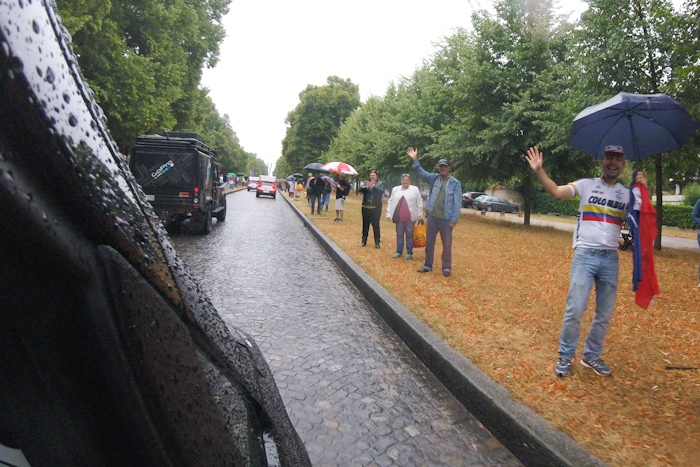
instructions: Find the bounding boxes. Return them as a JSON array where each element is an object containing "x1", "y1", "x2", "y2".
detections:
[
  {"x1": 358, "y1": 170, "x2": 385, "y2": 248},
  {"x1": 308, "y1": 173, "x2": 325, "y2": 215}
]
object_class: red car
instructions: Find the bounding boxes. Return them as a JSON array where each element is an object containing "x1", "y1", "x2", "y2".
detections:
[{"x1": 256, "y1": 175, "x2": 277, "y2": 198}]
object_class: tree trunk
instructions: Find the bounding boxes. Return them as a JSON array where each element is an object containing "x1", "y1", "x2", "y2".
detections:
[
  {"x1": 524, "y1": 171, "x2": 531, "y2": 227},
  {"x1": 654, "y1": 153, "x2": 663, "y2": 250}
]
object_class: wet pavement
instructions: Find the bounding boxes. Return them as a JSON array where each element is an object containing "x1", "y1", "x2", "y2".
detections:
[{"x1": 171, "y1": 191, "x2": 521, "y2": 466}]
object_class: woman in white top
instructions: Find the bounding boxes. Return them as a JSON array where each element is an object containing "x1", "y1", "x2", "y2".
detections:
[{"x1": 386, "y1": 173, "x2": 424, "y2": 259}]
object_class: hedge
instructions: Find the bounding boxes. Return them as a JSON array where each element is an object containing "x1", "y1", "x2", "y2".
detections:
[{"x1": 531, "y1": 192, "x2": 697, "y2": 229}]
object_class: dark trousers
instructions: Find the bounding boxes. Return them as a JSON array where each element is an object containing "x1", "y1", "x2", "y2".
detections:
[
  {"x1": 309, "y1": 194, "x2": 322, "y2": 213},
  {"x1": 424, "y1": 214, "x2": 453, "y2": 271},
  {"x1": 362, "y1": 206, "x2": 381, "y2": 242}
]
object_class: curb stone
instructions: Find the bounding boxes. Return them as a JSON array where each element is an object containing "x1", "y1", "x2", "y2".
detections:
[{"x1": 281, "y1": 193, "x2": 607, "y2": 467}]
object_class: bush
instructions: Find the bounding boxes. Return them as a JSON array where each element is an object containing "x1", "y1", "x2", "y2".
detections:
[
  {"x1": 682, "y1": 182, "x2": 700, "y2": 207},
  {"x1": 532, "y1": 192, "x2": 579, "y2": 216},
  {"x1": 659, "y1": 204, "x2": 696, "y2": 229}
]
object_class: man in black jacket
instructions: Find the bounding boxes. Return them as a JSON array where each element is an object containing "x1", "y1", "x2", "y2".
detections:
[
  {"x1": 358, "y1": 170, "x2": 385, "y2": 248},
  {"x1": 308, "y1": 173, "x2": 325, "y2": 215}
]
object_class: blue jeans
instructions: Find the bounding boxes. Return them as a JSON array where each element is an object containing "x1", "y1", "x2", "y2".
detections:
[
  {"x1": 395, "y1": 220, "x2": 414, "y2": 255},
  {"x1": 424, "y1": 214, "x2": 453, "y2": 271},
  {"x1": 321, "y1": 193, "x2": 330, "y2": 211},
  {"x1": 559, "y1": 248, "x2": 619, "y2": 361}
]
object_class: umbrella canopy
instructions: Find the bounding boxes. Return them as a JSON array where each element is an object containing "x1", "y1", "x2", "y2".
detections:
[
  {"x1": 292, "y1": 173, "x2": 303, "y2": 178},
  {"x1": 303, "y1": 162, "x2": 330, "y2": 173},
  {"x1": 569, "y1": 92, "x2": 700, "y2": 161},
  {"x1": 322, "y1": 161, "x2": 358, "y2": 175},
  {"x1": 320, "y1": 175, "x2": 337, "y2": 187}
]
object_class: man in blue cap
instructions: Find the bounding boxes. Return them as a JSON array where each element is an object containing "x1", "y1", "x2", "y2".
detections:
[
  {"x1": 406, "y1": 147, "x2": 463, "y2": 277},
  {"x1": 526, "y1": 145, "x2": 648, "y2": 378}
]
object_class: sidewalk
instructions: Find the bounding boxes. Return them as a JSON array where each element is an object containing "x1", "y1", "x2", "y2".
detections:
[{"x1": 462, "y1": 208, "x2": 698, "y2": 251}]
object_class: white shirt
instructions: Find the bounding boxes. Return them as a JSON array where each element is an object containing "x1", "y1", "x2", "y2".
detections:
[{"x1": 568, "y1": 178, "x2": 630, "y2": 250}]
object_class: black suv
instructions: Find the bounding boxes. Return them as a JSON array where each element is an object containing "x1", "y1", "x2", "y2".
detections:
[
  {"x1": 130, "y1": 132, "x2": 226, "y2": 234},
  {"x1": 462, "y1": 191, "x2": 487, "y2": 208}
]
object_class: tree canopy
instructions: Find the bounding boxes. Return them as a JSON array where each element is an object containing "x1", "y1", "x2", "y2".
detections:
[
  {"x1": 55, "y1": 0, "x2": 260, "y2": 175},
  {"x1": 279, "y1": 76, "x2": 361, "y2": 175}
]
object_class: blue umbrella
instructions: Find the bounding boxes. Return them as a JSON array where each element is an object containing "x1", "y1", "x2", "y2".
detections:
[{"x1": 569, "y1": 92, "x2": 700, "y2": 161}]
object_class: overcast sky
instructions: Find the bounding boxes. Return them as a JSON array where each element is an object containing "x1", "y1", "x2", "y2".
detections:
[{"x1": 198, "y1": 0, "x2": 595, "y2": 173}]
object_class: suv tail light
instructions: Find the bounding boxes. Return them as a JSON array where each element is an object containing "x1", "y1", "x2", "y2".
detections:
[{"x1": 193, "y1": 187, "x2": 199, "y2": 207}]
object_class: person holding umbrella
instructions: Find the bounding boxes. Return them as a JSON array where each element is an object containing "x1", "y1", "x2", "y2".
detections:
[
  {"x1": 526, "y1": 145, "x2": 648, "y2": 378},
  {"x1": 308, "y1": 173, "x2": 324, "y2": 215},
  {"x1": 334, "y1": 172, "x2": 351, "y2": 222}
]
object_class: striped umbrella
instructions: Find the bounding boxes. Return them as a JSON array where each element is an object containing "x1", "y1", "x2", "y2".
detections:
[{"x1": 321, "y1": 161, "x2": 358, "y2": 175}]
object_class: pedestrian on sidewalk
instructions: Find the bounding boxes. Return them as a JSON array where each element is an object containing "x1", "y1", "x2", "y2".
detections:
[
  {"x1": 308, "y1": 173, "x2": 324, "y2": 215},
  {"x1": 693, "y1": 198, "x2": 700, "y2": 287},
  {"x1": 526, "y1": 145, "x2": 648, "y2": 378},
  {"x1": 334, "y1": 172, "x2": 350, "y2": 222},
  {"x1": 359, "y1": 170, "x2": 384, "y2": 248},
  {"x1": 386, "y1": 173, "x2": 423, "y2": 259},
  {"x1": 406, "y1": 147, "x2": 462, "y2": 277}
]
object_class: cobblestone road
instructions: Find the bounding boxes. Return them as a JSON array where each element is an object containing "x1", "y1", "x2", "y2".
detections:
[{"x1": 172, "y1": 191, "x2": 521, "y2": 466}]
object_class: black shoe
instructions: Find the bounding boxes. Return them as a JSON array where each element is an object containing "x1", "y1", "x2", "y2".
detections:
[
  {"x1": 360, "y1": 240, "x2": 367, "y2": 247},
  {"x1": 417, "y1": 266, "x2": 432, "y2": 273},
  {"x1": 442, "y1": 269, "x2": 451, "y2": 277},
  {"x1": 375, "y1": 243, "x2": 380, "y2": 249}
]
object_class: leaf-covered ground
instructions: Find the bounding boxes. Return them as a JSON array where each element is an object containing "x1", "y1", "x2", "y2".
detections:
[{"x1": 299, "y1": 193, "x2": 700, "y2": 467}]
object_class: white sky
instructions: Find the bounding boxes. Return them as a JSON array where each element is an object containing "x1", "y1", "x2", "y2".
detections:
[{"x1": 198, "y1": 0, "x2": 660, "y2": 173}]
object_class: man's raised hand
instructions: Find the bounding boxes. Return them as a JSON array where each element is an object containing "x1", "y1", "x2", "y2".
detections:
[{"x1": 406, "y1": 147, "x2": 418, "y2": 161}]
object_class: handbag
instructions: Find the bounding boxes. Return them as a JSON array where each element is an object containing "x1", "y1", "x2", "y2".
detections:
[{"x1": 413, "y1": 219, "x2": 426, "y2": 248}]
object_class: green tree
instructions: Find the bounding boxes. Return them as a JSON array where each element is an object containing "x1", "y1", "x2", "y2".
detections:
[
  {"x1": 281, "y1": 76, "x2": 361, "y2": 173},
  {"x1": 56, "y1": 0, "x2": 230, "y2": 154},
  {"x1": 432, "y1": 0, "x2": 580, "y2": 224}
]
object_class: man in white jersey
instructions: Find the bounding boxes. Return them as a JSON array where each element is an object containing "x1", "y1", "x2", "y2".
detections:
[{"x1": 526, "y1": 145, "x2": 647, "y2": 377}]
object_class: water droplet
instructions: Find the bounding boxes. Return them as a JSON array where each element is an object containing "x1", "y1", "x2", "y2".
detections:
[
  {"x1": 35, "y1": 66, "x2": 42, "y2": 77},
  {"x1": 62, "y1": 92, "x2": 70, "y2": 103},
  {"x1": 32, "y1": 20, "x2": 39, "y2": 34},
  {"x1": 45, "y1": 67, "x2": 55, "y2": 83},
  {"x1": 25, "y1": 193, "x2": 33, "y2": 203},
  {"x1": 68, "y1": 114, "x2": 77, "y2": 126},
  {"x1": 1, "y1": 42, "x2": 9, "y2": 57}
]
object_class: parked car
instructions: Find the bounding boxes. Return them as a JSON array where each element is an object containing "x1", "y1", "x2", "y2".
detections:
[
  {"x1": 462, "y1": 191, "x2": 487, "y2": 208},
  {"x1": 247, "y1": 176, "x2": 260, "y2": 191},
  {"x1": 474, "y1": 195, "x2": 520, "y2": 213},
  {"x1": 256, "y1": 175, "x2": 277, "y2": 198}
]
